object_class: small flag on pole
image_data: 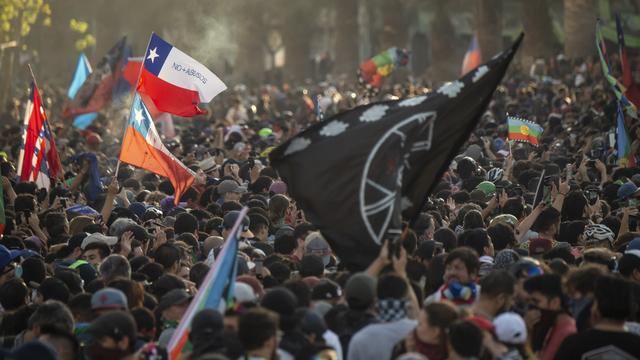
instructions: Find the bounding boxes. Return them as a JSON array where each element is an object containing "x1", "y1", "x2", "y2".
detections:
[
  {"x1": 616, "y1": 101, "x2": 635, "y2": 167},
  {"x1": 596, "y1": 20, "x2": 637, "y2": 118},
  {"x1": 16, "y1": 82, "x2": 64, "y2": 190},
  {"x1": 119, "y1": 94, "x2": 195, "y2": 204},
  {"x1": 507, "y1": 116, "x2": 544, "y2": 146},
  {"x1": 167, "y1": 208, "x2": 245, "y2": 359}
]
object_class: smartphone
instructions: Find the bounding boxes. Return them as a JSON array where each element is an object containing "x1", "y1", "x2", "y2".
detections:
[
  {"x1": 60, "y1": 197, "x2": 68, "y2": 208},
  {"x1": 585, "y1": 190, "x2": 599, "y2": 206},
  {"x1": 255, "y1": 260, "x2": 263, "y2": 275},
  {"x1": 387, "y1": 238, "x2": 401, "y2": 260}
]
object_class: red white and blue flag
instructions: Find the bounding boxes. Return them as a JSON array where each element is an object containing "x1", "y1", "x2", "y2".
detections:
[
  {"x1": 137, "y1": 33, "x2": 227, "y2": 117},
  {"x1": 16, "y1": 83, "x2": 63, "y2": 190},
  {"x1": 119, "y1": 93, "x2": 195, "y2": 204},
  {"x1": 65, "y1": 37, "x2": 130, "y2": 117},
  {"x1": 461, "y1": 34, "x2": 482, "y2": 76}
]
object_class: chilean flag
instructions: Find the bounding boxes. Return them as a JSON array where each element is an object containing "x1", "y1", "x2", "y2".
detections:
[
  {"x1": 461, "y1": 35, "x2": 482, "y2": 76},
  {"x1": 16, "y1": 83, "x2": 64, "y2": 190},
  {"x1": 119, "y1": 93, "x2": 195, "y2": 204},
  {"x1": 137, "y1": 33, "x2": 226, "y2": 117}
]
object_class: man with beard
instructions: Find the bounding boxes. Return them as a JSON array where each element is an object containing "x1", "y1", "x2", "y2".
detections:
[
  {"x1": 471, "y1": 270, "x2": 516, "y2": 320},
  {"x1": 554, "y1": 275, "x2": 640, "y2": 359},
  {"x1": 523, "y1": 274, "x2": 576, "y2": 360},
  {"x1": 425, "y1": 247, "x2": 480, "y2": 307}
]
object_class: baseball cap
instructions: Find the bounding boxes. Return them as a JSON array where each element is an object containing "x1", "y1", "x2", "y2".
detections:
[
  {"x1": 234, "y1": 282, "x2": 257, "y2": 303},
  {"x1": 69, "y1": 216, "x2": 94, "y2": 236},
  {"x1": 269, "y1": 181, "x2": 287, "y2": 195},
  {"x1": 91, "y1": 287, "x2": 128, "y2": 310},
  {"x1": 464, "y1": 144, "x2": 484, "y2": 161},
  {"x1": 190, "y1": 309, "x2": 224, "y2": 340},
  {"x1": 626, "y1": 238, "x2": 640, "y2": 252},
  {"x1": 345, "y1": 273, "x2": 377, "y2": 309},
  {"x1": 493, "y1": 312, "x2": 527, "y2": 345},
  {"x1": 304, "y1": 232, "x2": 331, "y2": 266},
  {"x1": 529, "y1": 238, "x2": 553, "y2": 256},
  {"x1": 0, "y1": 245, "x2": 35, "y2": 270},
  {"x1": 217, "y1": 180, "x2": 246, "y2": 195},
  {"x1": 223, "y1": 211, "x2": 254, "y2": 238},
  {"x1": 0, "y1": 341, "x2": 57, "y2": 360},
  {"x1": 81, "y1": 233, "x2": 118, "y2": 250},
  {"x1": 311, "y1": 279, "x2": 342, "y2": 301},
  {"x1": 617, "y1": 181, "x2": 640, "y2": 200},
  {"x1": 157, "y1": 289, "x2": 192, "y2": 313},
  {"x1": 128, "y1": 202, "x2": 147, "y2": 218},
  {"x1": 476, "y1": 181, "x2": 496, "y2": 196},
  {"x1": 87, "y1": 311, "x2": 137, "y2": 343},
  {"x1": 489, "y1": 214, "x2": 518, "y2": 228}
]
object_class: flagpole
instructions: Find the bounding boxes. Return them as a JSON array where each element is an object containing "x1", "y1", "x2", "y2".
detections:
[
  {"x1": 114, "y1": 33, "x2": 154, "y2": 178},
  {"x1": 27, "y1": 64, "x2": 66, "y2": 186}
]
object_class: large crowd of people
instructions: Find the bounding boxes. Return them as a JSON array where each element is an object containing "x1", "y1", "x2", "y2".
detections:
[{"x1": 0, "y1": 50, "x2": 640, "y2": 360}]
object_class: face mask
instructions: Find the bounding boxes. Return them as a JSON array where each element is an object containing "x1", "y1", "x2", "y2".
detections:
[
  {"x1": 568, "y1": 298, "x2": 591, "y2": 318},
  {"x1": 85, "y1": 342, "x2": 130, "y2": 360},
  {"x1": 530, "y1": 307, "x2": 560, "y2": 351}
]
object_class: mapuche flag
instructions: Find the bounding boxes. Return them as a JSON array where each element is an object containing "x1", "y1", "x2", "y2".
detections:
[
  {"x1": 65, "y1": 37, "x2": 130, "y2": 117},
  {"x1": 137, "y1": 33, "x2": 227, "y2": 117},
  {"x1": 16, "y1": 82, "x2": 63, "y2": 190},
  {"x1": 271, "y1": 34, "x2": 523, "y2": 270},
  {"x1": 167, "y1": 208, "x2": 244, "y2": 358},
  {"x1": 358, "y1": 47, "x2": 409, "y2": 90},
  {"x1": 507, "y1": 116, "x2": 544, "y2": 146},
  {"x1": 119, "y1": 93, "x2": 195, "y2": 204}
]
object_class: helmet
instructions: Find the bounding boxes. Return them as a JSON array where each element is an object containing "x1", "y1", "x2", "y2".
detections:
[
  {"x1": 583, "y1": 224, "x2": 614, "y2": 244},
  {"x1": 487, "y1": 168, "x2": 504, "y2": 183}
]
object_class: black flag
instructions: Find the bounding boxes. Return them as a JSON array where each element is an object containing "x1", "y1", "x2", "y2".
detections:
[{"x1": 270, "y1": 34, "x2": 523, "y2": 270}]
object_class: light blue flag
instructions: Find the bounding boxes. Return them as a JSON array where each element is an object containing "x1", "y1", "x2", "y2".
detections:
[{"x1": 68, "y1": 53, "x2": 97, "y2": 129}]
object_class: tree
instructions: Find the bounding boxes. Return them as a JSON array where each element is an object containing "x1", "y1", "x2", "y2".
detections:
[
  {"x1": 563, "y1": 0, "x2": 596, "y2": 58},
  {"x1": 233, "y1": 0, "x2": 267, "y2": 85},
  {"x1": 380, "y1": 0, "x2": 408, "y2": 49},
  {"x1": 430, "y1": 0, "x2": 457, "y2": 82},
  {"x1": 521, "y1": 0, "x2": 558, "y2": 63},
  {"x1": 333, "y1": 0, "x2": 359, "y2": 78},
  {"x1": 0, "y1": 0, "x2": 53, "y2": 110},
  {"x1": 474, "y1": 0, "x2": 503, "y2": 61},
  {"x1": 280, "y1": 1, "x2": 314, "y2": 82}
]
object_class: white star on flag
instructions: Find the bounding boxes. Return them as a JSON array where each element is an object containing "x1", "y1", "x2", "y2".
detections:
[
  {"x1": 147, "y1": 47, "x2": 159, "y2": 63},
  {"x1": 134, "y1": 108, "x2": 145, "y2": 126}
]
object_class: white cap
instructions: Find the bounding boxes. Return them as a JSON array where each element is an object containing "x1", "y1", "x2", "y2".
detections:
[
  {"x1": 81, "y1": 233, "x2": 118, "y2": 249},
  {"x1": 493, "y1": 312, "x2": 527, "y2": 345},
  {"x1": 234, "y1": 282, "x2": 257, "y2": 303}
]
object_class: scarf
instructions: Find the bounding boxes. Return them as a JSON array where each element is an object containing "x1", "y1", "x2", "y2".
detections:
[
  {"x1": 377, "y1": 298, "x2": 408, "y2": 322},
  {"x1": 439, "y1": 281, "x2": 477, "y2": 305},
  {"x1": 412, "y1": 330, "x2": 447, "y2": 360}
]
